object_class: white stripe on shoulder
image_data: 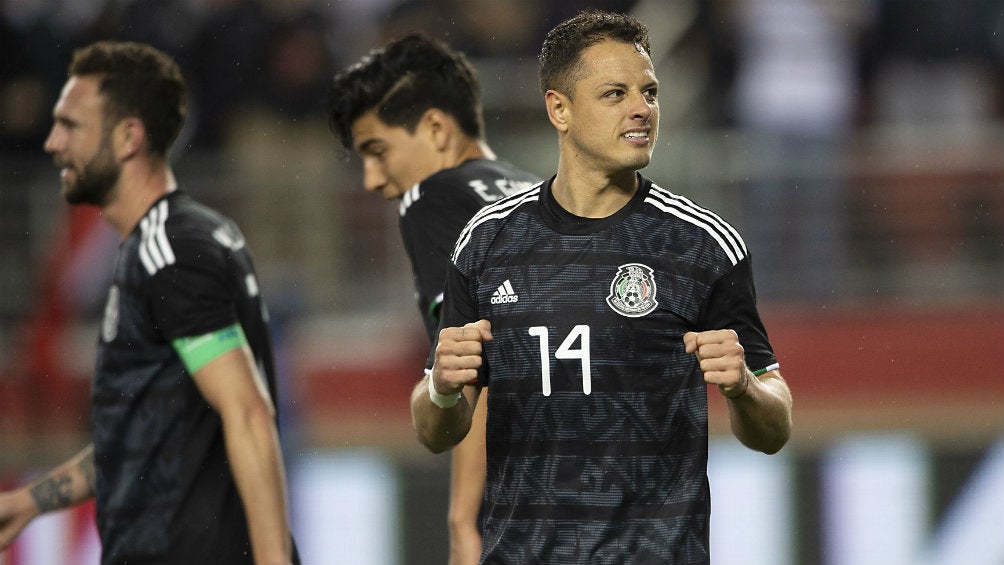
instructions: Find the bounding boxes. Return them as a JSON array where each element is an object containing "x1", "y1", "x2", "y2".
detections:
[
  {"x1": 399, "y1": 183, "x2": 421, "y2": 217},
  {"x1": 645, "y1": 184, "x2": 748, "y2": 266},
  {"x1": 138, "y1": 200, "x2": 176, "y2": 275},
  {"x1": 451, "y1": 185, "x2": 541, "y2": 262},
  {"x1": 154, "y1": 200, "x2": 175, "y2": 264}
]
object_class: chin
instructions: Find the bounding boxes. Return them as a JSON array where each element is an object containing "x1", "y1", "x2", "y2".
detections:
[
  {"x1": 62, "y1": 185, "x2": 83, "y2": 204},
  {"x1": 626, "y1": 155, "x2": 653, "y2": 172}
]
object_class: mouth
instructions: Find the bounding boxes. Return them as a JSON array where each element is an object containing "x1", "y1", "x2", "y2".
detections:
[
  {"x1": 53, "y1": 157, "x2": 71, "y2": 174},
  {"x1": 622, "y1": 130, "x2": 651, "y2": 144}
]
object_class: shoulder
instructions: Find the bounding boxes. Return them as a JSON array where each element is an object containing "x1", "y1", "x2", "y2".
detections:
[
  {"x1": 450, "y1": 183, "x2": 543, "y2": 263},
  {"x1": 431, "y1": 158, "x2": 539, "y2": 188},
  {"x1": 163, "y1": 193, "x2": 237, "y2": 243},
  {"x1": 132, "y1": 192, "x2": 241, "y2": 276},
  {"x1": 144, "y1": 191, "x2": 221, "y2": 227},
  {"x1": 399, "y1": 169, "x2": 471, "y2": 218},
  {"x1": 458, "y1": 159, "x2": 540, "y2": 200},
  {"x1": 403, "y1": 159, "x2": 540, "y2": 217},
  {"x1": 641, "y1": 180, "x2": 749, "y2": 267}
]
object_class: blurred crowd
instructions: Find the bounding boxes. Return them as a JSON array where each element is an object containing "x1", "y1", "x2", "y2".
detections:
[
  {"x1": 2, "y1": 0, "x2": 1002, "y2": 154},
  {"x1": 0, "y1": 0, "x2": 644, "y2": 154}
]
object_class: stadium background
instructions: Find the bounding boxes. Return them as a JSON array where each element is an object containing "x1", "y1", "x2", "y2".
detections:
[{"x1": 1, "y1": 0, "x2": 1002, "y2": 563}]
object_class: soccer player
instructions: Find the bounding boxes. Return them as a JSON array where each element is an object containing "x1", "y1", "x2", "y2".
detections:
[
  {"x1": 0, "y1": 41, "x2": 299, "y2": 565},
  {"x1": 328, "y1": 33, "x2": 540, "y2": 565},
  {"x1": 411, "y1": 10, "x2": 793, "y2": 565}
]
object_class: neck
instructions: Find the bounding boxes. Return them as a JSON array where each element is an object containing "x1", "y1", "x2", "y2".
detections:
[
  {"x1": 447, "y1": 138, "x2": 496, "y2": 169},
  {"x1": 551, "y1": 161, "x2": 638, "y2": 218},
  {"x1": 102, "y1": 159, "x2": 176, "y2": 239}
]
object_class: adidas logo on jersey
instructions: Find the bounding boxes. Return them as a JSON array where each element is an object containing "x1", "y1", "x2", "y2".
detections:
[{"x1": 490, "y1": 279, "x2": 519, "y2": 304}]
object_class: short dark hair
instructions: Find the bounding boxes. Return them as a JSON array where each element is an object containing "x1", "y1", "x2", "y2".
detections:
[
  {"x1": 538, "y1": 9, "x2": 651, "y2": 98},
  {"x1": 328, "y1": 33, "x2": 485, "y2": 151},
  {"x1": 69, "y1": 41, "x2": 186, "y2": 156}
]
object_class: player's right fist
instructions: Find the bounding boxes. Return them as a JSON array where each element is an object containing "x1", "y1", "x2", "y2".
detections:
[{"x1": 432, "y1": 319, "x2": 493, "y2": 395}]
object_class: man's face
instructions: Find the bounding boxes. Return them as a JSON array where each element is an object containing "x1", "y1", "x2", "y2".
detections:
[
  {"x1": 43, "y1": 76, "x2": 121, "y2": 207},
  {"x1": 350, "y1": 109, "x2": 442, "y2": 201},
  {"x1": 562, "y1": 39, "x2": 659, "y2": 175}
]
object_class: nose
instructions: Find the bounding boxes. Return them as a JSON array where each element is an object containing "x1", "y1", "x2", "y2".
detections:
[
  {"x1": 362, "y1": 159, "x2": 387, "y2": 194},
  {"x1": 43, "y1": 124, "x2": 63, "y2": 155},
  {"x1": 629, "y1": 91, "x2": 655, "y2": 121}
]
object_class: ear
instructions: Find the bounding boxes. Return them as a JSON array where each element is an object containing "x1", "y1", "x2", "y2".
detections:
[
  {"x1": 113, "y1": 117, "x2": 146, "y2": 160},
  {"x1": 421, "y1": 108, "x2": 451, "y2": 152},
  {"x1": 544, "y1": 90, "x2": 570, "y2": 133}
]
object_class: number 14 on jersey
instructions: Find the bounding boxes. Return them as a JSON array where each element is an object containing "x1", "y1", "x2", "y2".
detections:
[{"x1": 528, "y1": 325, "x2": 591, "y2": 396}]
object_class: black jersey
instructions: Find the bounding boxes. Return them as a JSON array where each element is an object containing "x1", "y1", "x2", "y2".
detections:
[
  {"x1": 398, "y1": 158, "x2": 539, "y2": 343},
  {"x1": 92, "y1": 191, "x2": 289, "y2": 565},
  {"x1": 438, "y1": 175, "x2": 777, "y2": 565}
]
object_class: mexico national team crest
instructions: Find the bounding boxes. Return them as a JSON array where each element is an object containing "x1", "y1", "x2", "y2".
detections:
[{"x1": 607, "y1": 263, "x2": 658, "y2": 317}]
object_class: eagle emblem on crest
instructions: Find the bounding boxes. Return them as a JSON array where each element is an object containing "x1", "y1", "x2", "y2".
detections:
[{"x1": 606, "y1": 263, "x2": 658, "y2": 317}]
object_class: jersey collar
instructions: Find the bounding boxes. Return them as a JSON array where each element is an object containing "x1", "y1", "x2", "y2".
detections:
[{"x1": 538, "y1": 173, "x2": 651, "y2": 235}]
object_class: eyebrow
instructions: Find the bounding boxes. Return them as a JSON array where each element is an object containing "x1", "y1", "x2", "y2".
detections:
[
  {"x1": 355, "y1": 138, "x2": 382, "y2": 154},
  {"x1": 52, "y1": 114, "x2": 77, "y2": 128},
  {"x1": 599, "y1": 81, "x2": 629, "y2": 89},
  {"x1": 595, "y1": 79, "x2": 659, "y2": 91}
]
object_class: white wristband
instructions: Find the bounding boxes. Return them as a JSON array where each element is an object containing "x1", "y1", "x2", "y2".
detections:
[{"x1": 428, "y1": 375, "x2": 462, "y2": 409}]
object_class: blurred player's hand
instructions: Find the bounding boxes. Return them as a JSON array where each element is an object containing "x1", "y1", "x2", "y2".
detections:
[
  {"x1": 432, "y1": 319, "x2": 492, "y2": 396},
  {"x1": 683, "y1": 329, "x2": 750, "y2": 397},
  {"x1": 0, "y1": 488, "x2": 36, "y2": 550}
]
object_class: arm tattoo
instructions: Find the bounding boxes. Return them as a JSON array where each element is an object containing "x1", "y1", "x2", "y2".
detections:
[
  {"x1": 28, "y1": 446, "x2": 96, "y2": 513},
  {"x1": 29, "y1": 475, "x2": 73, "y2": 512}
]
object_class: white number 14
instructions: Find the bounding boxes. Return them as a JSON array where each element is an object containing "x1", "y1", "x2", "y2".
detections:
[{"x1": 528, "y1": 325, "x2": 591, "y2": 396}]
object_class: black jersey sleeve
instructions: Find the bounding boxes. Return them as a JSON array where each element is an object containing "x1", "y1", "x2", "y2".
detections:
[
  {"x1": 147, "y1": 230, "x2": 239, "y2": 341},
  {"x1": 401, "y1": 183, "x2": 484, "y2": 342},
  {"x1": 699, "y1": 256, "x2": 778, "y2": 373}
]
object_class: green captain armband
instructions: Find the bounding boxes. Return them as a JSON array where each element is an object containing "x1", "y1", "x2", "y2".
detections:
[
  {"x1": 172, "y1": 323, "x2": 248, "y2": 374},
  {"x1": 752, "y1": 363, "x2": 781, "y2": 377}
]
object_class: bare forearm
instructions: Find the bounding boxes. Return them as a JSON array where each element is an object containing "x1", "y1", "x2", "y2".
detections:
[
  {"x1": 0, "y1": 445, "x2": 95, "y2": 550},
  {"x1": 410, "y1": 375, "x2": 475, "y2": 453},
  {"x1": 447, "y1": 391, "x2": 487, "y2": 565},
  {"x1": 726, "y1": 371, "x2": 792, "y2": 454},
  {"x1": 222, "y1": 407, "x2": 292, "y2": 565},
  {"x1": 29, "y1": 444, "x2": 96, "y2": 513}
]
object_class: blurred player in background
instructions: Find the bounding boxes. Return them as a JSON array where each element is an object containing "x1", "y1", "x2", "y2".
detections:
[
  {"x1": 0, "y1": 41, "x2": 299, "y2": 565},
  {"x1": 328, "y1": 33, "x2": 540, "y2": 565},
  {"x1": 411, "y1": 10, "x2": 793, "y2": 564}
]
